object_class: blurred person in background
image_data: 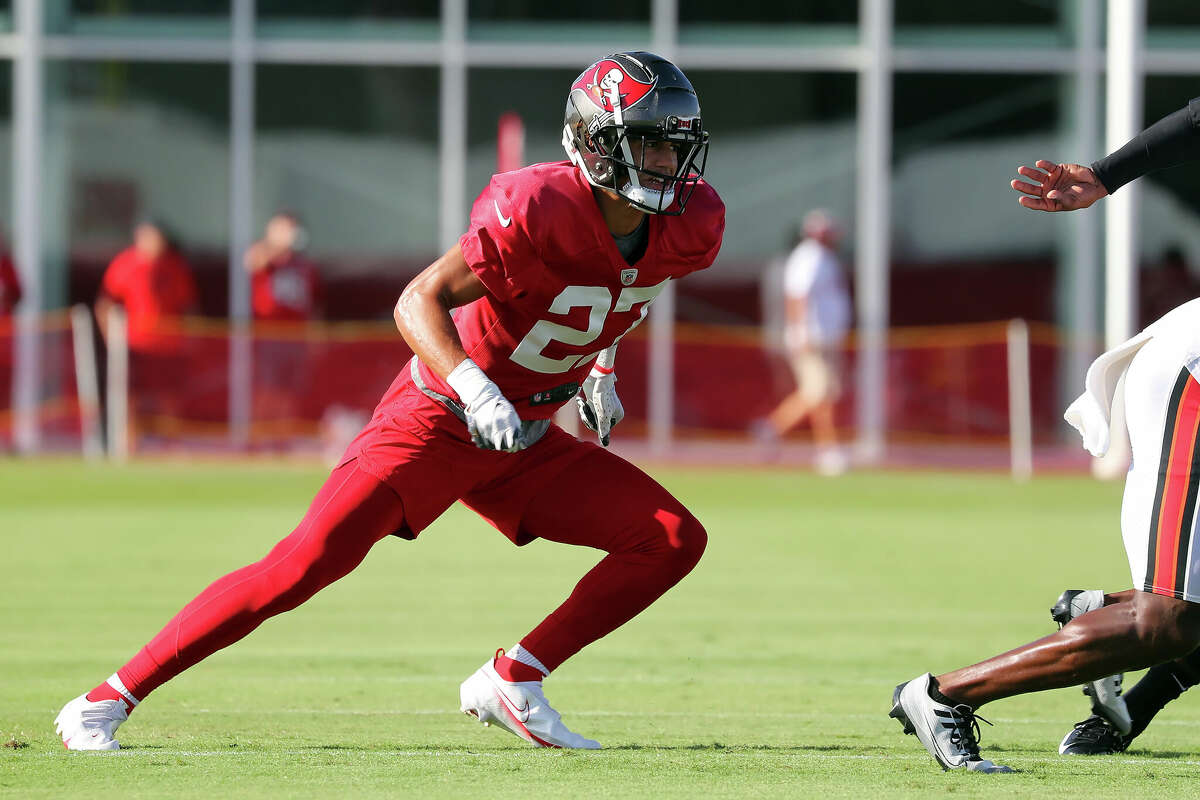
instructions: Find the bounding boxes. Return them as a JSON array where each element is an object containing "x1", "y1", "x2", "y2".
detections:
[
  {"x1": 244, "y1": 211, "x2": 323, "y2": 442},
  {"x1": 244, "y1": 211, "x2": 322, "y2": 323},
  {"x1": 759, "y1": 210, "x2": 851, "y2": 475},
  {"x1": 95, "y1": 219, "x2": 198, "y2": 445},
  {"x1": 0, "y1": 230, "x2": 21, "y2": 316},
  {"x1": 888, "y1": 96, "x2": 1200, "y2": 774},
  {"x1": 1142, "y1": 245, "x2": 1198, "y2": 327}
]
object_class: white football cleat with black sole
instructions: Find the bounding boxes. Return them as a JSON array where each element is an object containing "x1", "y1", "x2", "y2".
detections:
[
  {"x1": 1050, "y1": 589, "x2": 1133, "y2": 735},
  {"x1": 890, "y1": 673, "x2": 1013, "y2": 773},
  {"x1": 459, "y1": 655, "x2": 600, "y2": 750},
  {"x1": 54, "y1": 694, "x2": 128, "y2": 751}
]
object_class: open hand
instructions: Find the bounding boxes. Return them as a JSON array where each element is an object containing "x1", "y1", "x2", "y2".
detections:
[{"x1": 1011, "y1": 159, "x2": 1108, "y2": 212}]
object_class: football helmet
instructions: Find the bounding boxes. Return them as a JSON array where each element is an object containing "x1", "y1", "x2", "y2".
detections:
[{"x1": 563, "y1": 51, "x2": 709, "y2": 215}]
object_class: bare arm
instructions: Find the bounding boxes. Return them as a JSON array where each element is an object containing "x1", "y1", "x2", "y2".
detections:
[
  {"x1": 785, "y1": 295, "x2": 808, "y2": 328},
  {"x1": 785, "y1": 295, "x2": 811, "y2": 349},
  {"x1": 393, "y1": 243, "x2": 487, "y2": 380},
  {"x1": 243, "y1": 240, "x2": 276, "y2": 274},
  {"x1": 396, "y1": 244, "x2": 527, "y2": 452}
]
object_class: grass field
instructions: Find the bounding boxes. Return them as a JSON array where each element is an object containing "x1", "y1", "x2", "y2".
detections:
[{"x1": 3, "y1": 458, "x2": 1198, "y2": 798}]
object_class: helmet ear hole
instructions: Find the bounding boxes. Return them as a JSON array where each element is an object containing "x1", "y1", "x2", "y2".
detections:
[{"x1": 593, "y1": 130, "x2": 615, "y2": 155}]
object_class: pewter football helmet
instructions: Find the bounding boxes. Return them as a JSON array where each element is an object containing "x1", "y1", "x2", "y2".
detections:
[{"x1": 563, "y1": 51, "x2": 709, "y2": 215}]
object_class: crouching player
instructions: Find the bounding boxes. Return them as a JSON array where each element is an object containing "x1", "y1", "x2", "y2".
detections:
[
  {"x1": 890, "y1": 95, "x2": 1200, "y2": 773},
  {"x1": 55, "y1": 51, "x2": 724, "y2": 751}
]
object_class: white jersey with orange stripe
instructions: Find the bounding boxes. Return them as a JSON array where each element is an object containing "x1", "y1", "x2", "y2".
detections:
[{"x1": 1116, "y1": 299, "x2": 1200, "y2": 604}]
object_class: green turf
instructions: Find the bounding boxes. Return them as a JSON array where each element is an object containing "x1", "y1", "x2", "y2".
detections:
[{"x1": 2, "y1": 458, "x2": 1197, "y2": 798}]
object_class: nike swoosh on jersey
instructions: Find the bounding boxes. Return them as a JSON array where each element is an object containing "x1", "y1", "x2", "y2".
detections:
[{"x1": 494, "y1": 199, "x2": 513, "y2": 228}]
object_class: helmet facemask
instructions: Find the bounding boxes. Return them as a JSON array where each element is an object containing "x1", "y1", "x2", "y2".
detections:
[{"x1": 563, "y1": 52, "x2": 710, "y2": 215}]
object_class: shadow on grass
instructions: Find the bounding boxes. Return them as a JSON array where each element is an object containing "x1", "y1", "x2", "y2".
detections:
[{"x1": 1119, "y1": 749, "x2": 1199, "y2": 760}]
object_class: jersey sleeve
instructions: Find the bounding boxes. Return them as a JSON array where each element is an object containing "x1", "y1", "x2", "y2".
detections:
[
  {"x1": 666, "y1": 181, "x2": 725, "y2": 277},
  {"x1": 458, "y1": 176, "x2": 542, "y2": 304},
  {"x1": 1092, "y1": 97, "x2": 1200, "y2": 194}
]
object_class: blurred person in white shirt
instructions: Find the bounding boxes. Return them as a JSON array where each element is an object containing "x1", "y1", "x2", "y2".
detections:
[{"x1": 762, "y1": 210, "x2": 851, "y2": 474}]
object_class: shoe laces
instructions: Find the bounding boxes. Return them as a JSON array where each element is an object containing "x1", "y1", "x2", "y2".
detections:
[
  {"x1": 1072, "y1": 715, "x2": 1127, "y2": 748},
  {"x1": 944, "y1": 704, "x2": 993, "y2": 757}
]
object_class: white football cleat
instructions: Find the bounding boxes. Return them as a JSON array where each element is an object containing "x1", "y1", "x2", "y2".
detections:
[
  {"x1": 1050, "y1": 589, "x2": 1133, "y2": 735},
  {"x1": 889, "y1": 673, "x2": 1014, "y2": 773},
  {"x1": 54, "y1": 694, "x2": 128, "y2": 751},
  {"x1": 459, "y1": 655, "x2": 600, "y2": 749}
]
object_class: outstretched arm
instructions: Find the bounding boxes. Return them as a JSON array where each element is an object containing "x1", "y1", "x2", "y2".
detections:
[{"x1": 1012, "y1": 97, "x2": 1200, "y2": 212}]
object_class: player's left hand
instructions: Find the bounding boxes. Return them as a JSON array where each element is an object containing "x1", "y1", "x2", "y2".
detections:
[
  {"x1": 577, "y1": 368, "x2": 623, "y2": 447},
  {"x1": 1011, "y1": 159, "x2": 1108, "y2": 212}
]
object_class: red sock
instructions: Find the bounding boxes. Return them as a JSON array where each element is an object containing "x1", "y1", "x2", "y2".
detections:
[
  {"x1": 86, "y1": 678, "x2": 135, "y2": 714},
  {"x1": 494, "y1": 652, "x2": 545, "y2": 683}
]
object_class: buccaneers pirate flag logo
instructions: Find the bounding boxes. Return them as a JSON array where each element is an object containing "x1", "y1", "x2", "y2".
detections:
[{"x1": 573, "y1": 59, "x2": 658, "y2": 113}]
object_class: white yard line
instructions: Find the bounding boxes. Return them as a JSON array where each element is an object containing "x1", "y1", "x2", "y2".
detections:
[
  {"x1": 132, "y1": 708, "x2": 1200, "y2": 727},
  {"x1": 22, "y1": 707, "x2": 1200, "y2": 726},
  {"x1": 22, "y1": 749, "x2": 1200, "y2": 767}
]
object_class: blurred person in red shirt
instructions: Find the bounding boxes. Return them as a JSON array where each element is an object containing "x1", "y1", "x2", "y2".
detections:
[
  {"x1": 243, "y1": 211, "x2": 323, "y2": 442},
  {"x1": 96, "y1": 219, "x2": 198, "y2": 442},
  {"x1": 244, "y1": 211, "x2": 322, "y2": 323}
]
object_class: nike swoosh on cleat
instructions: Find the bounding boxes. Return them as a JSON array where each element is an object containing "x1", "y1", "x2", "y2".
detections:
[
  {"x1": 493, "y1": 685, "x2": 529, "y2": 722},
  {"x1": 494, "y1": 199, "x2": 512, "y2": 228}
]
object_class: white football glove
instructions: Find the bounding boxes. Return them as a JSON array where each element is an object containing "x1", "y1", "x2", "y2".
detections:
[
  {"x1": 577, "y1": 367, "x2": 624, "y2": 447},
  {"x1": 446, "y1": 358, "x2": 526, "y2": 452}
]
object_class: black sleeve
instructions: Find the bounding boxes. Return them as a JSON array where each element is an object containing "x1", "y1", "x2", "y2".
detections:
[{"x1": 1091, "y1": 98, "x2": 1200, "y2": 194}]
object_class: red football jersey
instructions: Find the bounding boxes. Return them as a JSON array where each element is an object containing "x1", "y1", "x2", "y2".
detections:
[
  {"x1": 409, "y1": 160, "x2": 724, "y2": 419},
  {"x1": 100, "y1": 247, "x2": 198, "y2": 353}
]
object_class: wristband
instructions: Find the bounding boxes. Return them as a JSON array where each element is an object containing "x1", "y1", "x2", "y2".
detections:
[{"x1": 445, "y1": 358, "x2": 495, "y2": 409}]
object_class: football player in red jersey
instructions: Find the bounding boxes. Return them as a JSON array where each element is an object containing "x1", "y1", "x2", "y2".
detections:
[{"x1": 56, "y1": 52, "x2": 724, "y2": 751}]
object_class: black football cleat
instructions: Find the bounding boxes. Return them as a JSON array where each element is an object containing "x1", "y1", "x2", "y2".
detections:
[{"x1": 1058, "y1": 715, "x2": 1129, "y2": 755}]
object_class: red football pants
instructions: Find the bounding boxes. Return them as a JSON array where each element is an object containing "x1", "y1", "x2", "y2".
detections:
[{"x1": 117, "y1": 450, "x2": 705, "y2": 700}]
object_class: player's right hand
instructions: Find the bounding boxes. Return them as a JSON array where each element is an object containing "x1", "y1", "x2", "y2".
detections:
[
  {"x1": 446, "y1": 358, "x2": 527, "y2": 452},
  {"x1": 465, "y1": 392, "x2": 526, "y2": 452}
]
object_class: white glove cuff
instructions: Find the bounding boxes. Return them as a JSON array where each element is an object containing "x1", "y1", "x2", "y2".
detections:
[
  {"x1": 589, "y1": 365, "x2": 616, "y2": 380},
  {"x1": 446, "y1": 358, "x2": 496, "y2": 410},
  {"x1": 594, "y1": 345, "x2": 618, "y2": 373}
]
